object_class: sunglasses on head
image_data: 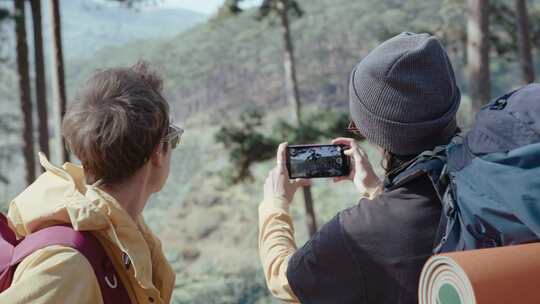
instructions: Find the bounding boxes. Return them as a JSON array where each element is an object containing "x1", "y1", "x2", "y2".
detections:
[{"x1": 162, "y1": 124, "x2": 184, "y2": 150}]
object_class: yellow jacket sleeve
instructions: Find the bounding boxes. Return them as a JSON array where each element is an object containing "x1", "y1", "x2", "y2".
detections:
[
  {"x1": 258, "y1": 200, "x2": 300, "y2": 304},
  {"x1": 0, "y1": 245, "x2": 103, "y2": 304}
]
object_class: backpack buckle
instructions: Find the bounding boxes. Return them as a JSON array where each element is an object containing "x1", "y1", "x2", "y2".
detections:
[
  {"x1": 104, "y1": 273, "x2": 118, "y2": 289},
  {"x1": 489, "y1": 89, "x2": 518, "y2": 110},
  {"x1": 490, "y1": 98, "x2": 507, "y2": 110}
]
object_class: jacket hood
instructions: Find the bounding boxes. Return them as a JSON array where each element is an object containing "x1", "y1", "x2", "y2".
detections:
[{"x1": 7, "y1": 153, "x2": 165, "y2": 292}]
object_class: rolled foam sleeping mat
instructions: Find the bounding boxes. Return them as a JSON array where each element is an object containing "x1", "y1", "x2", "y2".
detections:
[{"x1": 418, "y1": 243, "x2": 540, "y2": 304}]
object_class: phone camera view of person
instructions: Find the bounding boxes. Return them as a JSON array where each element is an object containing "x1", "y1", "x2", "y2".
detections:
[
  {"x1": 0, "y1": 62, "x2": 182, "y2": 304},
  {"x1": 259, "y1": 32, "x2": 461, "y2": 304},
  {"x1": 288, "y1": 145, "x2": 349, "y2": 178}
]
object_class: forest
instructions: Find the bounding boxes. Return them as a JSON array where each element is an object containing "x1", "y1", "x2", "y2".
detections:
[{"x1": 0, "y1": 0, "x2": 539, "y2": 303}]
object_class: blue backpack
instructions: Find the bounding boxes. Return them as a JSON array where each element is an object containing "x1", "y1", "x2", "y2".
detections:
[{"x1": 385, "y1": 83, "x2": 540, "y2": 253}]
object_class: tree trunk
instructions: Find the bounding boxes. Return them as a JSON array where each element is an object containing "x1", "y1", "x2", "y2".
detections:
[
  {"x1": 467, "y1": 0, "x2": 491, "y2": 114},
  {"x1": 302, "y1": 186, "x2": 317, "y2": 236},
  {"x1": 30, "y1": 0, "x2": 50, "y2": 162},
  {"x1": 14, "y1": 0, "x2": 36, "y2": 185},
  {"x1": 278, "y1": 0, "x2": 317, "y2": 237},
  {"x1": 515, "y1": 0, "x2": 535, "y2": 84},
  {"x1": 49, "y1": 0, "x2": 69, "y2": 163},
  {"x1": 278, "y1": 0, "x2": 301, "y2": 126}
]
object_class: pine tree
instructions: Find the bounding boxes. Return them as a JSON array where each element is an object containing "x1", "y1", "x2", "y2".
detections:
[
  {"x1": 222, "y1": 0, "x2": 318, "y2": 236},
  {"x1": 467, "y1": 0, "x2": 491, "y2": 114},
  {"x1": 14, "y1": 0, "x2": 36, "y2": 185},
  {"x1": 30, "y1": 0, "x2": 50, "y2": 160},
  {"x1": 49, "y1": 0, "x2": 69, "y2": 162},
  {"x1": 514, "y1": 0, "x2": 535, "y2": 84}
]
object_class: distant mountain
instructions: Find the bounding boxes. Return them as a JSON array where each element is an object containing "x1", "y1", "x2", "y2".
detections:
[
  {"x1": 0, "y1": 0, "x2": 207, "y2": 116},
  {"x1": 0, "y1": 0, "x2": 207, "y2": 59},
  {"x1": 44, "y1": 0, "x2": 207, "y2": 59}
]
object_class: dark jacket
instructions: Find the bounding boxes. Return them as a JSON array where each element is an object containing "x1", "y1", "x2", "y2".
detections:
[{"x1": 286, "y1": 174, "x2": 441, "y2": 304}]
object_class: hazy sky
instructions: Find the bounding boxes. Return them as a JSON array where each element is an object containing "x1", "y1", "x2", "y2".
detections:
[
  {"x1": 159, "y1": 0, "x2": 223, "y2": 14},
  {"x1": 158, "y1": 0, "x2": 261, "y2": 15}
]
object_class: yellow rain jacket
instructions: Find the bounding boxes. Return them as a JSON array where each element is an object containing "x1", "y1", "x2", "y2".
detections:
[{"x1": 0, "y1": 154, "x2": 176, "y2": 304}]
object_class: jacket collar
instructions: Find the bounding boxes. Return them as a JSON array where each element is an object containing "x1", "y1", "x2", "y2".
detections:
[{"x1": 7, "y1": 153, "x2": 157, "y2": 290}]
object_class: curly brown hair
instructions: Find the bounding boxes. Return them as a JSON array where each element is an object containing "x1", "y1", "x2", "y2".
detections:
[{"x1": 62, "y1": 61, "x2": 170, "y2": 184}]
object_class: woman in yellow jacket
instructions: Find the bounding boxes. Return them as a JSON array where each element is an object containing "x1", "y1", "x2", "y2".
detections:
[{"x1": 0, "y1": 62, "x2": 181, "y2": 304}]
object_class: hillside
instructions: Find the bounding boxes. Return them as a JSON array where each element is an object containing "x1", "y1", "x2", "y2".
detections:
[
  {"x1": 0, "y1": 0, "x2": 207, "y2": 59},
  {"x1": 70, "y1": 0, "x2": 448, "y2": 117},
  {"x1": 53, "y1": 0, "x2": 207, "y2": 59},
  {"x1": 66, "y1": 0, "x2": 539, "y2": 123},
  {"x1": 0, "y1": 0, "x2": 207, "y2": 111}
]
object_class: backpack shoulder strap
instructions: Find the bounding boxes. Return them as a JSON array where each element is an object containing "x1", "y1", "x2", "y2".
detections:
[
  {"x1": 8, "y1": 225, "x2": 131, "y2": 303},
  {"x1": 0, "y1": 214, "x2": 17, "y2": 291},
  {"x1": 381, "y1": 148, "x2": 454, "y2": 253},
  {"x1": 384, "y1": 145, "x2": 448, "y2": 197},
  {"x1": 0, "y1": 214, "x2": 17, "y2": 246},
  {"x1": 11, "y1": 226, "x2": 97, "y2": 265}
]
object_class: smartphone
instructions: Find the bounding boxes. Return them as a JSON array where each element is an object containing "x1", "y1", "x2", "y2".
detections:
[{"x1": 286, "y1": 144, "x2": 350, "y2": 179}]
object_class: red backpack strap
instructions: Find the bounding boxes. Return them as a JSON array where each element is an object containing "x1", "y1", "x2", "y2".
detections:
[
  {"x1": 0, "y1": 214, "x2": 18, "y2": 246},
  {"x1": 0, "y1": 214, "x2": 17, "y2": 291},
  {"x1": 2, "y1": 224, "x2": 131, "y2": 303}
]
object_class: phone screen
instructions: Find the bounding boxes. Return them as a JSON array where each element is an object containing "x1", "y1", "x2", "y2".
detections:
[{"x1": 286, "y1": 144, "x2": 350, "y2": 179}]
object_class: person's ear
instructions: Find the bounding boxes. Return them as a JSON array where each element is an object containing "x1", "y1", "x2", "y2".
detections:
[{"x1": 150, "y1": 143, "x2": 165, "y2": 167}]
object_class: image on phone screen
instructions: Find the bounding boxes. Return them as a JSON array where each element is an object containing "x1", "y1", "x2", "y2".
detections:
[{"x1": 287, "y1": 145, "x2": 350, "y2": 179}]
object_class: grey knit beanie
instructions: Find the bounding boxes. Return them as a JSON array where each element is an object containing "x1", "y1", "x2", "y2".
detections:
[{"x1": 349, "y1": 32, "x2": 461, "y2": 155}]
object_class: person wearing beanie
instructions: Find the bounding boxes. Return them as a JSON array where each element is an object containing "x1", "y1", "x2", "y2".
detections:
[{"x1": 258, "y1": 32, "x2": 460, "y2": 304}]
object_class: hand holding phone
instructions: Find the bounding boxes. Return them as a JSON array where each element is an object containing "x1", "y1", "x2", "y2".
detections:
[
  {"x1": 286, "y1": 144, "x2": 351, "y2": 179},
  {"x1": 331, "y1": 137, "x2": 381, "y2": 198},
  {"x1": 263, "y1": 143, "x2": 311, "y2": 207}
]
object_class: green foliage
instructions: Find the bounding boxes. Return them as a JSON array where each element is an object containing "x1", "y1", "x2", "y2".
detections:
[
  {"x1": 215, "y1": 110, "x2": 279, "y2": 183},
  {"x1": 221, "y1": 0, "x2": 303, "y2": 19},
  {"x1": 215, "y1": 109, "x2": 351, "y2": 184},
  {"x1": 434, "y1": 0, "x2": 540, "y2": 63},
  {"x1": 272, "y1": 110, "x2": 350, "y2": 143},
  {"x1": 217, "y1": 0, "x2": 244, "y2": 17},
  {"x1": 489, "y1": 1, "x2": 517, "y2": 61},
  {"x1": 258, "y1": 0, "x2": 303, "y2": 19},
  {"x1": 0, "y1": 7, "x2": 11, "y2": 64},
  {"x1": 486, "y1": 0, "x2": 540, "y2": 62},
  {"x1": 173, "y1": 264, "x2": 272, "y2": 304},
  {"x1": 0, "y1": 8, "x2": 8, "y2": 21}
]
